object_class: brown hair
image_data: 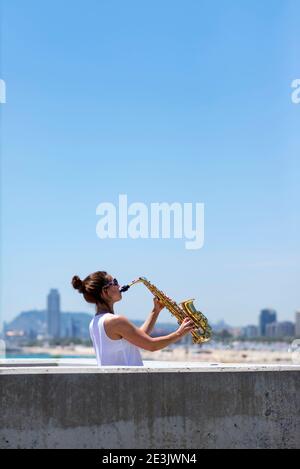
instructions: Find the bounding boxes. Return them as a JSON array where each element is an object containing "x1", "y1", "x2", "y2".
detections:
[{"x1": 71, "y1": 271, "x2": 113, "y2": 314}]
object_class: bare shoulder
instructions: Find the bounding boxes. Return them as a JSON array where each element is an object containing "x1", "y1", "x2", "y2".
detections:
[
  {"x1": 105, "y1": 314, "x2": 129, "y2": 324},
  {"x1": 107, "y1": 315, "x2": 133, "y2": 328},
  {"x1": 103, "y1": 314, "x2": 130, "y2": 340},
  {"x1": 106, "y1": 315, "x2": 136, "y2": 335}
]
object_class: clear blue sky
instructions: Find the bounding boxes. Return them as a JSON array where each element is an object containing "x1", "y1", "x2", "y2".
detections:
[{"x1": 1, "y1": 0, "x2": 299, "y2": 327}]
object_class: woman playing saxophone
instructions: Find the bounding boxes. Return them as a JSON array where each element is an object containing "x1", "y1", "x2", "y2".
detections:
[{"x1": 72, "y1": 270, "x2": 196, "y2": 366}]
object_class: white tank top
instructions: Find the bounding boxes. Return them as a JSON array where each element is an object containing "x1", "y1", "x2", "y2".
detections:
[{"x1": 89, "y1": 313, "x2": 144, "y2": 366}]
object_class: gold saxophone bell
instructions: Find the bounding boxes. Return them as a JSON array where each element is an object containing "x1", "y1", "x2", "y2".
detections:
[{"x1": 120, "y1": 277, "x2": 212, "y2": 344}]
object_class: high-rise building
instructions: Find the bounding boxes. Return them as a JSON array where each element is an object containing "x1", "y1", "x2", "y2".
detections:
[
  {"x1": 266, "y1": 321, "x2": 295, "y2": 338},
  {"x1": 47, "y1": 289, "x2": 61, "y2": 338},
  {"x1": 296, "y1": 311, "x2": 300, "y2": 338},
  {"x1": 259, "y1": 309, "x2": 277, "y2": 336}
]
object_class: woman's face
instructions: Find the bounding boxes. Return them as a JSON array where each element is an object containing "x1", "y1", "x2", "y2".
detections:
[{"x1": 102, "y1": 275, "x2": 122, "y2": 303}]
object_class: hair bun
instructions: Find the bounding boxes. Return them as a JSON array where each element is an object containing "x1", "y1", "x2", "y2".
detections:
[{"x1": 72, "y1": 275, "x2": 85, "y2": 294}]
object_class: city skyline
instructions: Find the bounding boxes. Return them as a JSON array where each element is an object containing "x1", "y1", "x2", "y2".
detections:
[{"x1": 2, "y1": 287, "x2": 298, "y2": 332}]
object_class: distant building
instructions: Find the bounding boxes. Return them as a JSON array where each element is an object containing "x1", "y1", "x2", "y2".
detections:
[
  {"x1": 265, "y1": 322, "x2": 277, "y2": 338},
  {"x1": 71, "y1": 318, "x2": 81, "y2": 339},
  {"x1": 229, "y1": 327, "x2": 243, "y2": 338},
  {"x1": 276, "y1": 322, "x2": 295, "y2": 337},
  {"x1": 266, "y1": 321, "x2": 295, "y2": 338},
  {"x1": 296, "y1": 311, "x2": 300, "y2": 338},
  {"x1": 243, "y1": 325, "x2": 258, "y2": 339},
  {"x1": 47, "y1": 289, "x2": 61, "y2": 339},
  {"x1": 61, "y1": 313, "x2": 93, "y2": 339},
  {"x1": 259, "y1": 309, "x2": 277, "y2": 336}
]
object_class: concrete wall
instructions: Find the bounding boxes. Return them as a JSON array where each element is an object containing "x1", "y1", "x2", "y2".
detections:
[{"x1": 0, "y1": 364, "x2": 299, "y2": 449}]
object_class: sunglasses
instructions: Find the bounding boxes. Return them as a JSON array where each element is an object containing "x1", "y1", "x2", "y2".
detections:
[{"x1": 103, "y1": 278, "x2": 119, "y2": 289}]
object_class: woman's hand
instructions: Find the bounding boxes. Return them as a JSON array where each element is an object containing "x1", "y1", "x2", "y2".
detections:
[
  {"x1": 152, "y1": 297, "x2": 165, "y2": 314},
  {"x1": 177, "y1": 317, "x2": 196, "y2": 337}
]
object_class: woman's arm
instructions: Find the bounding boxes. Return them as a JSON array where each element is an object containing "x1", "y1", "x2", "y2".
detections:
[
  {"x1": 140, "y1": 310, "x2": 159, "y2": 335},
  {"x1": 140, "y1": 298, "x2": 164, "y2": 335},
  {"x1": 111, "y1": 315, "x2": 195, "y2": 352}
]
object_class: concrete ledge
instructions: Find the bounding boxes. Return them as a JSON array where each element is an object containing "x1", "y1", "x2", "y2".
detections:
[
  {"x1": 0, "y1": 361, "x2": 299, "y2": 448},
  {"x1": 1, "y1": 358, "x2": 300, "y2": 373}
]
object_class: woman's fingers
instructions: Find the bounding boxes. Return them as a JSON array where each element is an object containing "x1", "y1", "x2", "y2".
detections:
[
  {"x1": 183, "y1": 317, "x2": 192, "y2": 323},
  {"x1": 182, "y1": 318, "x2": 195, "y2": 330},
  {"x1": 183, "y1": 318, "x2": 194, "y2": 325},
  {"x1": 177, "y1": 317, "x2": 197, "y2": 336}
]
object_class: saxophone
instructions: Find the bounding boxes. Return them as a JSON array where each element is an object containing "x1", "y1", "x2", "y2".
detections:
[{"x1": 120, "y1": 277, "x2": 212, "y2": 344}]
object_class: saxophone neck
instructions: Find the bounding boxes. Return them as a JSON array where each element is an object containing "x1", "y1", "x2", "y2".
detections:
[{"x1": 119, "y1": 277, "x2": 144, "y2": 293}]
